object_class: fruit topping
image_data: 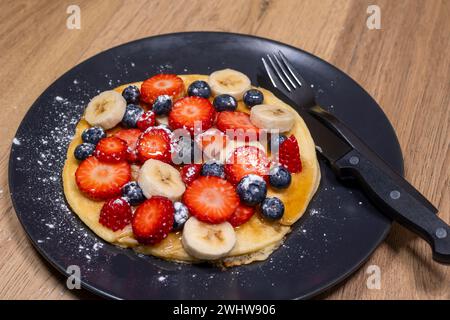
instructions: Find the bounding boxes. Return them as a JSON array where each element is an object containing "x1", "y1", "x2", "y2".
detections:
[
  {"x1": 243, "y1": 89, "x2": 264, "y2": 108},
  {"x1": 84, "y1": 90, "x2": 126, "y2": 130},
  {"x1": 99, "y1": 197, "x2": 132, "y2": 231},
  {"x1": 121, "y1": 181, "x2": 146, "y2": 206},
  {"x1": 279, "y1": 135, "x2": 302, "y2": 173},
  {"x1": 152, "y1": 95, "x2": 173, "y2": 116},
  {"x1": 228, "y1": 204, "x2": 255, "y2": 227},
  {"x1": 74, "y1": 143, "x2": 96, "y2": 161},
  {"x1": 180, "y1": 164, "x2": 202, "y2": 185},
  {"x1": 122, "y1": 104, "x2": 144, "y2": 128},
  {"x1": 173, "y1": 201, "x2": 190, "y2": 230},
  {"x1": 132, "y1": 196, "x2": 174, "y2": 245},
  {"x1": 213, "y1": 94, "x2": 237, "y2": 112},
  {"x1": 94, "y1": 136, "x2": 128, "y2": 163},
  {"x1": 136, "y1": 127, "x2": 171, "y2": 163},
  {"x1": 121, "y1": 85, "x2": 140, "y2": 104},
  {"x1": 187, "y1": 80, "x2": 211, "y2": 99},
  {"x1": 216, "y1": 111, "x2": 259, "y2": 135},
  {"x1": 236, "y1": 174, "x2": 267, "y2": 206},
  {"x1": 201, "y1": 161, "x2": 225, "y2": 179},
  {"x1": 140, "y1": 74, "x2": 184, "y2": 104},
  {"x1": 208, "y1": 69, "x2": 251, "y2": 100},
  {"x1": 183, "y1": 176, "x2": 239, "y2": 224},
  {"x1": 169, "y1": 96, "x2": 215, "y2": 134},
  {"x1": 81, "y1": 126, "x2": 106, "y2": 145},
  {"x1": 113, "y1": 128, "x2": 141, "y2": 163},
  {"x1": 224, "y1": 146, "x2": 270, "y2": 184},
  {"x1": 261, "y1": 197, "x2": 285, "y2": 220},
  {"x1": 137, "y1": 159, "x2": 186, "y2": 201},
  {"x1": 136, "y1": 110, "x2": 156, "y2": 131},
  {"x1": 75, "y1": 157, "x2": 131, "y2": 200},
  {"x1": 269, "y1": 165, "x2": 292, "y2": 189}
]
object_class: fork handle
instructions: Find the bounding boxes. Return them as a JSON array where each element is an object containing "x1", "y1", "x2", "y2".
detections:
[{"x1": 334, "y1": 149, "x2": 450, "y2": 264}]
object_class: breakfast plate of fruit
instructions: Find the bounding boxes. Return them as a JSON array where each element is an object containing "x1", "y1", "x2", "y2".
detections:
[
  {"x1": 9, "y1": 32, "x2": 404, "y2": 299},
  {"x1": 63, "y1": 69, "x2": 320, "y2": 267}
]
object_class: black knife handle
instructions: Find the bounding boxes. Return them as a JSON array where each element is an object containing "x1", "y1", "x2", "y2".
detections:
[{"x1": 334, "y1": 149, "x2": 450, "y2": 264}]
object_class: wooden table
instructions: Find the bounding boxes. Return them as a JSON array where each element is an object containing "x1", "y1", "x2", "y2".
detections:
[{"x1": 0, "y1": 0, "x2": 448, "y2": 300}]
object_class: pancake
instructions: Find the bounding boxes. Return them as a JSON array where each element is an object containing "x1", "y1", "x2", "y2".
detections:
[{"x1": 62, "y1": 74, "x2": 320, "y2": 266}]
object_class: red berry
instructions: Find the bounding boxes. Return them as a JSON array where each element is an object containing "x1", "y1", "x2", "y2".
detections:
[
  {"x1": 180, "y1": 164, "x2": 202, "y2": 185},
  {"x1": 228, "y1": 204, "x2": 255, "y2": 227},
  {"x1": 114, "y1": 129, "x2": 141, "y2": 163},
  {"x1": 194, "y1": 128, "x2": 228, "y2": 150},
  {"x1": 216, "y1": 111, "x2": 260, "y2": 136},
  {"x1": 132, "y1": 196, "x2": 174, "y2": 245},
  {"x1": 279, "y1": 135, "x2": 302, "y2": 173},
  {"x1": 136, "y1": 110, "x2": 156, "y2": 131},
  {"x1": 224, "y1": 146, "x2": 270, "y2": 184},
  {"x1": 75, "y1": 157, "x2": 131, "y2": 200},
  {"x1": 136, "y1": 127, "x2": 172, "y2": 163},
  {"x1": 140, "y1": 74, "x2": 185, "y2": 104},
  {"x1": 94, "y1": 137, "x2": 128, "y2": 163},
  {"x1": 169, "y1": 96, "x2": 215, "y2": 134},
  {"x1": 99, "y1": 197, "x2": 132, "y2": 231},
  {"x1": 183, "y1": 176, "x2": 239, "y2": 224}
]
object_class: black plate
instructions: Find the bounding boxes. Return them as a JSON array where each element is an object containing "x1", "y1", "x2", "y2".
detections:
[{"x1": 9, "y1": 32, "x2": 403, "y2": 299}]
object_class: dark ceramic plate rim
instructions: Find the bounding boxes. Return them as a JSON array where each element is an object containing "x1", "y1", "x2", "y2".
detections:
[{"x1": 8, "y1": 31, "x2": 402, "y2": 300}]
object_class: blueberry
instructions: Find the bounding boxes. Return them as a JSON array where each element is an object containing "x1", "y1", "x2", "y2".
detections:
[
  {"x1": 81, "y1": 126, "x2": 106, "y2": 145},
  {"x1": 74, "y1": 143, "x2": 96, "y2": 160},
  {"x1": 236, "y1": 175, "x2": 267, "y2": 206},
  {"x1": 152, "y1": 95, "x2": 172, "y2": 116},
  {"x1": 122, "y1": 85, "x2": 140, "y2": 104},
  {"x1": 201, "y1": 161, "x2": 225, "y2": 178},
  {"x1": 243, "y1": 89, "x2": 264, "y2": 108},
  {"x1": 269, "y1": 166, "x2": 292, "y2": 189},
  {"x1": 122, "y1": 104, "x2": 144, "y2": 128},
  {"x1": 269, "y1": 134, "x2": 287, "y2": 153},
  {"x1": 261, "y1": 197, "x2": 284, "y2": 220},
  {"x1": 187, "y1": 80, "x2": 211, "y2": 98},
  {"x1": 173, "y1": 201, "x2": 190, "y2": 230},
  {"x1": 213, "y1": 94, "x2": 237, "y2": 112},
  {"x1": 121, "y1": 181, "x2": 145, "y2": 206}
]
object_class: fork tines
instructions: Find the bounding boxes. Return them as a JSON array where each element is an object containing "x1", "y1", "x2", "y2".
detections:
[{"x1": 262, "y1": 51, "x2": 302, "y2": 92}]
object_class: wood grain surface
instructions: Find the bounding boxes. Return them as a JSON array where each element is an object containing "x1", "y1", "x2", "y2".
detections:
[{"x1": 0, "y1": 0, "x2": 448, "y2": 300}]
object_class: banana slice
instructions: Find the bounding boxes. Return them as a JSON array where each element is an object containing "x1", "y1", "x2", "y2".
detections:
[
  {"x1": 182, "y1": 217, "x2": 236, "y2": 260},
  {"x1": 208, "y1": 69, "x2": 251, "y2": 100},
  {"x1": 138, "y1": 159, "x2": 186, "y2": 201},
  {"x1": 250, "y1": 104, "x2": 295, "y2": 133},
  {"x1": 84, "y1": 90, "x2": 127, "y2": 130}
]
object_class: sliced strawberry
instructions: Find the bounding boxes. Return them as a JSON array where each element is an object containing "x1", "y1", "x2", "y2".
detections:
[
  {"x1": 132, "y1": 196, "x2": 174, "y2": 245},
  {"x1": 99, "y1": 197, "x2": 132, "y2": 231},
  {"x1": 228, "y1": 204, "x2": 255, "y2": 227},
  {"x1": 216, "y1": 111, "x2": 260, "y2": 138},
  {"x1": 94, "y1": 137, "x2": 128, "y2": 163},
  {"x1": 75, "y1": 157, "x2": 131, "y2": 200},
  {"x1": 136, "y1": 110, "x2": 156, "y2": 131},
  {"x1": 180, "y1": 163, "x2": 202, "y2": 185},
  {"x1": 194, "y1": 127, "x2": 228, "y2": 150},
  {"x1": 183, "y1": 176, "x2": 239, "y2": 224},
  {"x1": 279, "y1": 135, "x2": 302, "y2": 173},
  {"x1": 169, "y1": 96, "x2": 215, "y2": 134},
  {"x1": 140, "y1": 74, "x2": 185, "y2": 104},
  {"x1": 114, "y1": 129, "x2": 141, "y2": 163},
  {"x1": 225, "y1": 146, "x2": 270, "y2": 184},
  {"x1": 136, "y1": 127, "x2": 171, "y2": 163}
]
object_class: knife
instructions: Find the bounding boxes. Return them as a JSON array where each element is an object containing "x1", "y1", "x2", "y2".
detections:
[{"x1": 258, "y1": 51, "x2": 450, "y2": 264}]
